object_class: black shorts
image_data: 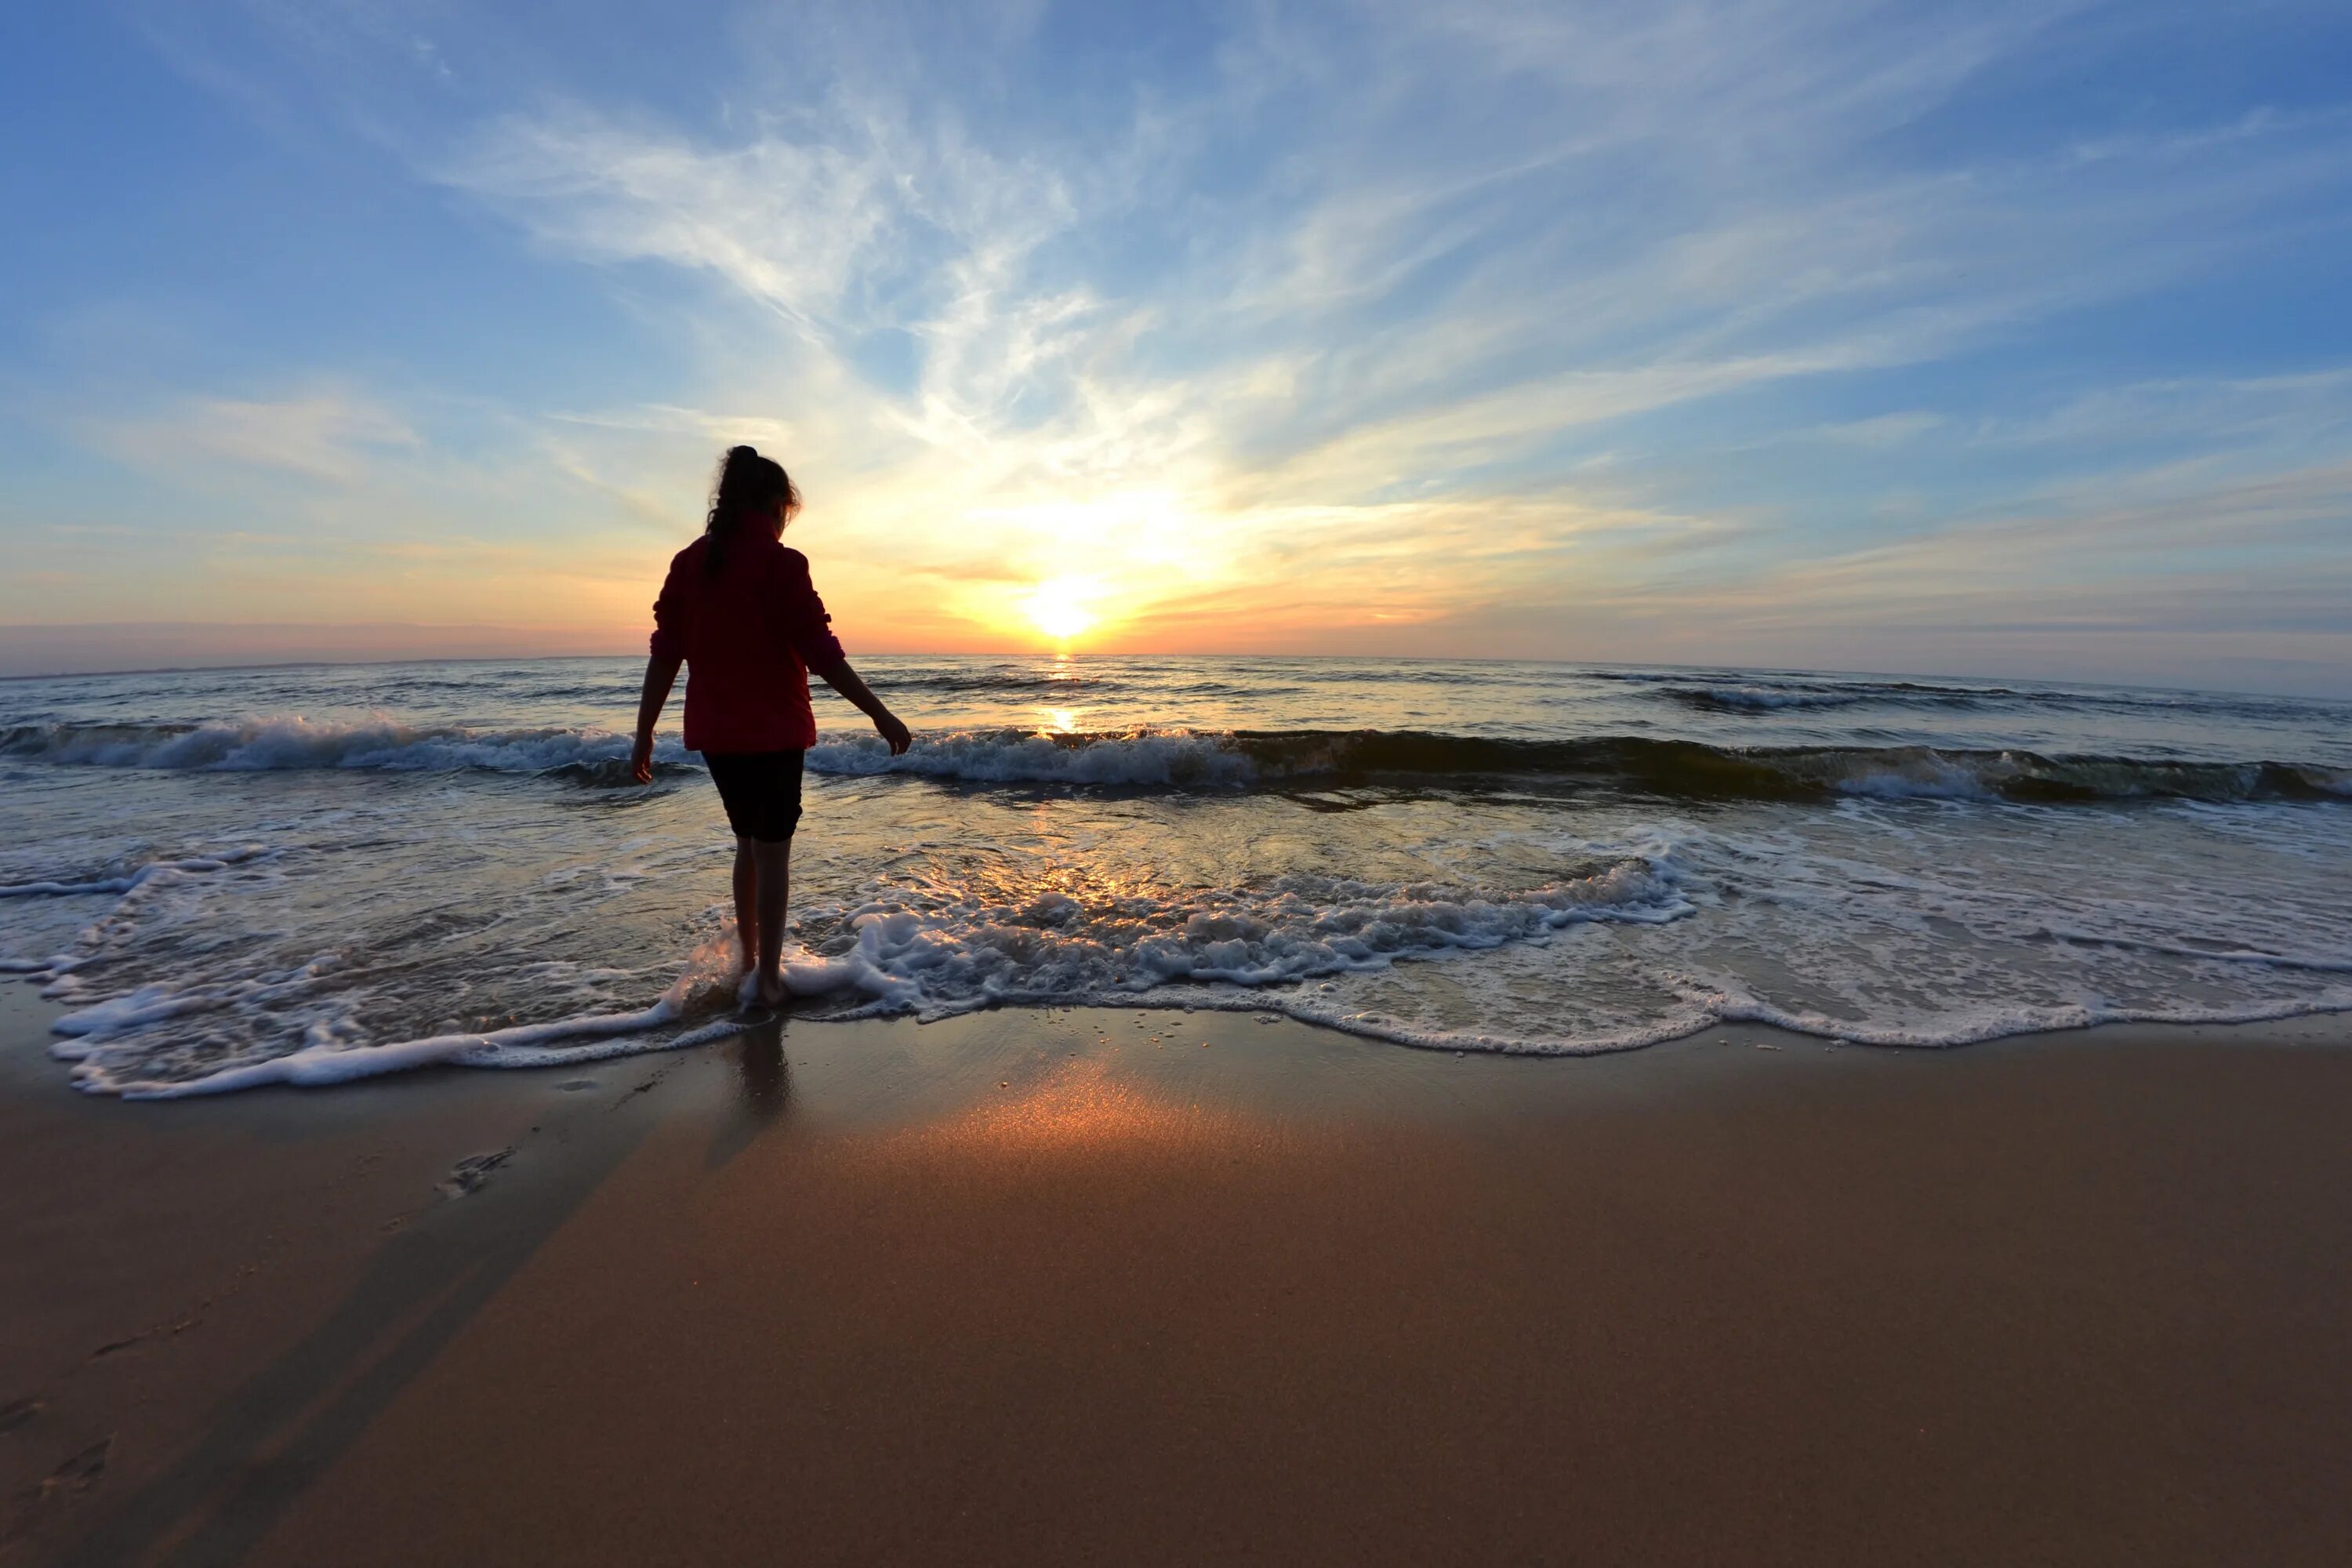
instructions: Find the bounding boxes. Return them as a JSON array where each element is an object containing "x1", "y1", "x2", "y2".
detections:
[{"x1": 703, "y1": 750, "x2": 805, "y2": 843}]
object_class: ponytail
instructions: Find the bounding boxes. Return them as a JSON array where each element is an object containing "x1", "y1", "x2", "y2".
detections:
[{"x1": 704, "y1": 445, "x2": 799, "y2": 575}]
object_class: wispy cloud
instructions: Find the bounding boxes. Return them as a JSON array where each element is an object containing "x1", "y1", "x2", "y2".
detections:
[
  {"x1": 394, "y1": 22, "x2": 2352, "y2": 670},
  {"x1": 9, "y1": 0, "x2": 2350, "y2": 686},
  {"x1": 93, "y1": 390, "x2": 418, "y2": 483}
]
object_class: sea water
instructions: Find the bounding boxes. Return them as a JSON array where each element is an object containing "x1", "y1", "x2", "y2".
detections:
[{"x1": 3, "y1": 655, "x2": 2348, "y2": 1096}]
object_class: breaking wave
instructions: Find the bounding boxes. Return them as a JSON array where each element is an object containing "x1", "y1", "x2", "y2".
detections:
[
  {"x1": 8, "y1": 717, "x2": 2350, "y2": 804},
  {"x1": 809, "y1": 728, "x2": 2352, "y2": 804},
  {"x1": 1, "y1": 717, "x2": 700, "y2": 779}
]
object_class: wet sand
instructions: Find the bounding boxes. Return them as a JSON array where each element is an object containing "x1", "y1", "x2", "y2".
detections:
[{"x1": 4, "y1": 983, "x2": 2350, "y2": 1566}]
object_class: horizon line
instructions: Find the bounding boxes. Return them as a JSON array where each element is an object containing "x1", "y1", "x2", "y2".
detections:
[{"x1": 0, "y1": 646, "x2": 2328, "y2": 708}]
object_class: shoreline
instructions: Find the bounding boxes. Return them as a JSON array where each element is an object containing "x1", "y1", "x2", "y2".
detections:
[
  {"x1": 5, "y1": 984, "x2": 2350, "y2": 1563},
  {"x1": 33, "y1": 963, "x2": 2352, "y2": 1100}
]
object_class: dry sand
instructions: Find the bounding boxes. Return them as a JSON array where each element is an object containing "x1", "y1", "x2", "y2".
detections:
[{"x1": 3, "y1": 982, "x2": 2349, "y2": 1566}]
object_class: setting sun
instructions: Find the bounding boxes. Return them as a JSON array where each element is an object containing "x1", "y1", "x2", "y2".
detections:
[{"x1": 1022, "y1": 579, "x2": 1098, "y2": 644}]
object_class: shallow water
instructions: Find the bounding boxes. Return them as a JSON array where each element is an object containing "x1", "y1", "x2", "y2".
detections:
[{"x1": 4, "y1": 654, "x2": 2348, "y2": 1096}]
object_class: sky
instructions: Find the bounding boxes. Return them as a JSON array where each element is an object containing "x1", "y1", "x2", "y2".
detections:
[{"x1": 2, "y1": 1, "x2": 2350, "y2": 692}]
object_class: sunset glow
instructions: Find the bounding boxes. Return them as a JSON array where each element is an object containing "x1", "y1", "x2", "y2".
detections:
[
  {"x1": 9, "y1": 15, "x2": 2352, "y2": 1563},
  {"x1": 1021, "y1": 580, "x2": 1100, "y2": 647},
  {"x1": 2, "y1": 4, "x2": 2348, "y2": 692}
]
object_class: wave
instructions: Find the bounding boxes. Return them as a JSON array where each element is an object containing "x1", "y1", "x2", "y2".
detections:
[
  {"x1": 0, "y1": 717, "x2": 699, "y2": 779},
  {"x1": 1661, "y1": 682, "x2": 2014, "y2": 713},
  {"x1": 807, "y1": 728, "x2": 1258, "y2": 787},
  {"x1": 861, "y1": 669, "x2": 1107, "y2": 695},
  {"x1": 0, "y1": 848, "x2": 270, "y2": 899},
  {"x1": 49, "y1": 837, "x2": 2352, "y2": 1095},
  {"x1": 811, "y1": 728, "x2": 2352, "y2": 803},
  {"x1": 56, "y1": 859, "x2": 1697, "y2": 1095},
  {"x1": 9, "y1": 717, "x2": 2349, "y2": 804},
  {"x1": 53, "y1": 935, "x2": 761, "y2": 1098},
  {"x1": 1637, "y1": 673, "x2": 2350, "y2": 724}
]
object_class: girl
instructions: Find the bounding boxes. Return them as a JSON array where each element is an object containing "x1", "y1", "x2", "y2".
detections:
[{"x1": 631, "y1": 445, "x2": 911, "y2": 1007}]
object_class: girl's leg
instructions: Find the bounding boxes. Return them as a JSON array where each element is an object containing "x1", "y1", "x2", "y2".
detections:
[
  {"x1": 752, "y1": 839, "x2": 792, "y2": 1004},
  {"x1": 732, "y1": 837, "x2": 758, "y2": 971}
]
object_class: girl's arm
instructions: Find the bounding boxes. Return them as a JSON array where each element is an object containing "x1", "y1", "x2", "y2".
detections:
[
  {"x1": 775, "y1": 553, "x2": 909, "y2": 754},
  {"x1": 630, "y1": 653, "x2": 682, "y2": 783},
  {"x1": 635, "y1": 555, "x2": 689, "y2": 784},
  {"x1": 810, "y1": 655, "x2": 912, "y2": 756}
]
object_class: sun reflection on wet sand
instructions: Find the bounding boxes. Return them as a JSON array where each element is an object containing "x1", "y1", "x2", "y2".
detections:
[{"x1": 884, "y1": 1054, "x2": 1266, "y2": 1163}]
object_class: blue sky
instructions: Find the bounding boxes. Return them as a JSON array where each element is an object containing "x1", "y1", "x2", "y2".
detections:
[{"x1": 2, "y1": 0, "x2": 2349, "y2": 691}]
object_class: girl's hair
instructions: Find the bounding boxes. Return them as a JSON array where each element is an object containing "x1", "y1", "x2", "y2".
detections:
[{"x1": 704, "y1": 445, "x2": 800, "y2": 575}]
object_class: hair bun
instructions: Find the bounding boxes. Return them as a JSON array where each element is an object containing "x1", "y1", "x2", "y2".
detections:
[{"x1": 728, "y1": 444, "x2": 758, "y2": 460}]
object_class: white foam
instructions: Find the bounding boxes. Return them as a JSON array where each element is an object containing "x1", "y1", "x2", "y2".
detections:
[
  {"x1": 1693, "y1": 982, "x2": 2352, "y2": 1052},
  {"x1": 0, "y1": 850, "x2": 263, "y2": 898},
  {"x1": 1829, "y1": 761, "x2": 1998, "y2": 801},
  {"x1": 64, "y1": 933, "x2": 760, "y2": 1098},
  {"x1": 9, "y1": 717, "x2": 691, "y2": 775},
  {"x1": 763, "y1": 858, "x2": 1696, "y2": 1022},
  {"x1": 1214, "y1": 945, "x2": 2352, "y2": 1059},
  {"x1": 78, "y1": 1000, "x2": 689, "y2": 1098},
  {"x1": 808, "y1": 728, "x2": 1255, "y2": 787},
  {"x1": 20, "y1": 691, "x2": 2352, "y2": 1096},
  {"x1": 16, "y1": 714, "x2": 2347, "y2": 807},
  {"x1": 49, "y1": 855, "x2": 1696, "y2": 1094}
]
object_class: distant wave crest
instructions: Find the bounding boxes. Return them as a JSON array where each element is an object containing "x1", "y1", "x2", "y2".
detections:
[{"x1": 1660, "y1": 681, "x2": 2017, "y2": 713}]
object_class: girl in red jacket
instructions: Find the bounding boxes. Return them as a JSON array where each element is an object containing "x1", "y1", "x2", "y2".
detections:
[{"x1": 630, "y1": 445, "x2": 911, "y2": 1007}]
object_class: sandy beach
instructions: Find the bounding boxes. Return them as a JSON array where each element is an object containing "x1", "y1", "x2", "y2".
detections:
[{"x1": 4, "y1": 983, "x2": 2349, "y2": 1566}]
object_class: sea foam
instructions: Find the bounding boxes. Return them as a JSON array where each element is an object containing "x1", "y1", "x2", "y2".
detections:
[
  {"x1": 45, "y1": 855, "x2": 1698, "y2": 1094},
  {"x1": 10, "y1": 655, "x2": 2351, "y2": 1099}
]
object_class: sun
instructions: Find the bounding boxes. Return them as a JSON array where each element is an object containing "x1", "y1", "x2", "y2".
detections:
[{"x1": 1022, "y1": 579, "x2": 1098, "y2": 644}]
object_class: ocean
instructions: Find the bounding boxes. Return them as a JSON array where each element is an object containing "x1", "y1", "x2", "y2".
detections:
[{"x1": 4, "y1": 654, "x2": 2348, "y2": 1097}]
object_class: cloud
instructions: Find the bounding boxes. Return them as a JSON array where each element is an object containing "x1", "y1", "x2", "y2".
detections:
[
  {"x1": 1813, "y1": 412, "x2": 1947, "y2": 447},
  {"x1": 27, "y1": 0, "x2": 2351, "y2": 687},
  {"x1": 1656, "y1": 458, "x2": 2352, "y2": 634},
  {"x1": 93, "y1": 390, "x2": 419, "y2": 483},
  {"x1": 446, "y1": 111, "x2": 908, "y2": 335},
  {"x1": 1969, "y1": 370, "x2": 2352, "y2": 452},
  {"x1": 419, "y1": 0, "x2": 2352, "y2": 664}
]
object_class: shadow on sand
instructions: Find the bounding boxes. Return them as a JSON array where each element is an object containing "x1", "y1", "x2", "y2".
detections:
[{"x1": 60, "y1": 1025, "x2": 793, "y2": 1568}]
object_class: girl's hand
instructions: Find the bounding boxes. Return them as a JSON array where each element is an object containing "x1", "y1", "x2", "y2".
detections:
[
  {"x1": 875, "y1": 712, "x2": 913, "y2": 757},
  {"x1": 630, "y1": 732, "x2": 656, "y2": 785}
]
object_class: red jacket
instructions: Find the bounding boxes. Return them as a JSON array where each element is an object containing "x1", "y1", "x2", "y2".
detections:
[{"x1": 650, "y1": 533, "x2": 846, "y2": 753}]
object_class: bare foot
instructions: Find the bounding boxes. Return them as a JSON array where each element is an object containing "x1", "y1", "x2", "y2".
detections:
[{"x1": 756, "y1": 971, "x2": 790, "y2": 1010}]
